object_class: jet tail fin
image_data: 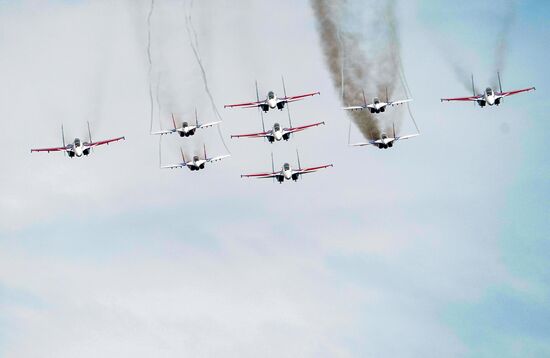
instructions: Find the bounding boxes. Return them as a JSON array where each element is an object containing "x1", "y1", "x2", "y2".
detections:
[
  {"x1": 296, "y1": 149, "x2": 302, "y2": 170},
  {"x1": 61, "y1": 124, "x2": 66, "y2": 148},
  {"x1": 271, "y1": 152, "x2": 275, "y2": 184},
  {"x1": 282, "y1": 75, "x2": 293, "y2": 128},
  {"x1": 87, "y1": 121, "x2": 93, "y2": 152},
  {"x1": 171, "y1": 113, "x2": 177, "y2": 130},
  {"x1": 497, "y1": 71, "x2": 503, "y2": 93},
  {"x1": 256, "y1": 80, "x2": 266, "y2": 134},
  {"x1": 195, "y1": 108, "x2": 199, "y2": 127},
  {"x1": 471, "y1": 73, "x2": 476, "y2": 107},
  {"x1": 61, "y1": 124, "x2": 66, "y2": 156},
  {"x1": 87, "y1": 121, "x2": 92, "y2": 143}
]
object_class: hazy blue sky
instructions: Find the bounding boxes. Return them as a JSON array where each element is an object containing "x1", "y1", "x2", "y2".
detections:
[{"x1": 0, "y1": 0, "x2": 548, "y2": 357}]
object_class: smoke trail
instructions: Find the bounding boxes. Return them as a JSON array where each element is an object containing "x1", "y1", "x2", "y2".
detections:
[
  {"x1": 183, "y1": 0, "x2": 231, "y2": 154},
  {"x1": 491, "y1": 1, "x2": 516, "y2": 88},
  {"x1": 311, "y1": 1, "x2": 376, "y2": 139},
  {"x1": 432, "y1": 1, "x2": 516, "y2": 92},
  {"x1": 311, "y1": 0, "x2": 407, "y2": 140},
  {"x1": 385, "y1": 1, "x2": 420, "y2": 134},
  {"x1": 156, "y1": 73, "x2": 162, "y2": 130},
  {"x1": 435, "y1": 40, "x2": 477, "y2": 92},
  {"x1": 146, "y1": 0, "x2": 156, "y2": 133}
]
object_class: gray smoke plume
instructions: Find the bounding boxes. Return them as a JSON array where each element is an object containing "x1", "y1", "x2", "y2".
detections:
[
  {"x1": 433, "y1": 1, "x2": 516, "y2": 92},
  {"x1": 311, "y1": 0, "x2": 404, "y2": 140},
  {"x1": 437, "y1": 42, "x2": 477, "y2": 92}
]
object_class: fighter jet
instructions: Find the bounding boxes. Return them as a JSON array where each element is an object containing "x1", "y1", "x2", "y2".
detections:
[
  {"x1": 151, "y1": 110, "x2": 220, "y2": 137},
  {"x1": 343, "y1": 88, "x2": 412, "y2": 114},
  {"x1": 441, "y1": 72, "x2": 535, "y2": 107},
  {"x1": 350, "y1": 124, "x2": 418, "y2": 149},
  {"x1": 241, "y1": 151, "x2": 332, "y2": 183},
  {"x1": 31, "y1": 123, "x2": 125, "y2": 157},
  {"x1": 162, "y1": 145, "x2": 229, "y2": 171},
  {"x1": 224, "y1": 77, "x2": 319, "y2": 113},
  {"x1": 231, "y1": 121, "x2": 324, "y2": 143}
]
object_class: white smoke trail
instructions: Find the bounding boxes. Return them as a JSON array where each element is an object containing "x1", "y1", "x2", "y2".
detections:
[
  {"x1": 183, "y1": 0, "x2": 231, "y2": 154},
  {"x1": 156, "y1": 72, "x2": 162, "y2": 130}
]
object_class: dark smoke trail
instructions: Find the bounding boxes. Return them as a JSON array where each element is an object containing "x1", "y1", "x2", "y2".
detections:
[
  {"x1": 146, "y1": 0, "x2": 156, "y2": 134},
  {"x1": 311, "y1": 1, "x2": 378, "y2": 139},
  {"x1": 183, "y1": 0, "x2": 231, "y2": 154},
  {"x1": 311, "y1": 0, "x2": 407, "y2": 140}
]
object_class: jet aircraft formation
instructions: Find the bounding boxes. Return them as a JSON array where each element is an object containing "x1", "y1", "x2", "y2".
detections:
[
  {"x1": 227, "y1": 77, "x2": 332, "y2": 182},
  {"x1": 29, "y1": 23, "x2": 536, "y2": 184}
]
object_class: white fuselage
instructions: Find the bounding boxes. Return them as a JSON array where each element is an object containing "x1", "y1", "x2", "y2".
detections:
[
  {"x1": 374, "y1": 134, "x2": 396, "y2": 149},
  {"x1": 187, "y1": 157, "x2": 207, "y2": 170},
  {"x1": 178, "y1": 123, "x2": 198, "y2": 136},
  {"x1": 272, "y1": 124, "x2": 283, "y2": 141},
  {"x1": 372, "y1": 98, "x2": 387, "y2": 110},
  {"x1": 181, "y1": 125, "x2": 196, "y2": 133},
  {"x1": 483, "y1": 88, "x2": 497, "y2": 105},
  {"x1": 73, "y1": 139, "x2": 84, "y2": 157},
  {"x1": 267, "y1": 93, "x2": 278, "y2": 109},
  {"x1": 282, "y1": 165, "x2": 293, "y2": 180},
  {"x1": 379, "y1": 135, "x2": 393, "y2": 145}
]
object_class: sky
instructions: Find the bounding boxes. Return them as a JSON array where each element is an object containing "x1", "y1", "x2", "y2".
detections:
[{"x1": 0, "y1": 0, "x2": 548, "y2": 357}]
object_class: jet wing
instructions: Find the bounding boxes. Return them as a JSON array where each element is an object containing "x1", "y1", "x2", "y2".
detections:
[
  {"x1": 395, "y1": 133, "x2": 419, "y2": 141},
  {"x1": 197, "y1": 120, "x2": 222, "y2": 129},
  {"x1": 295, "y1": 164, "x2": 333, "y2": 175},
  {"x1": 88, "y1": 136, "x2": 125, "y2": 147},
  {"x1": 161, "y1": 162, "x2": 187, "y2": 169},
  {"x1": 231, "y1": 130, "x2": 271, "y2": 139},
  {"x1": 389, "y1": 98, "x2": 413, "y2": 106},
  {"x1": 440, "y1": 95, "x2": 482, "y2": 102},
  {"x1": 31, "y1": 145, "x2": 69, "y2": 153},
  {"x1": 241, "y1": 171, "x2": 280, "y2": 179},
  {"x1": 342, "y1": 105, "x2": 366, "y2": 110},
  {"x1": 284, "y1": 121, "x2": 325, "y2": 134},
  {"x1": 343, "y1": 104, "x2": 377, "y2": 110},
  {"x1": 497, "y1": 87, "x2": 536, "y2": 98},
  {"x1": 224, "y1": 100, "x2": 266, "y2": 109},
  {"x1": 349, "y1": 140, "x2": 378, "y2": 147},
  {"x1": 280, "y1": 91, "x2": 320, "y2": 103},
  {"x1": 151, "y1": 129, "x2": 177, "y2": 135},
  {"x1": 206, "y1": 154, "x2": 230, "y2": 163}
]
